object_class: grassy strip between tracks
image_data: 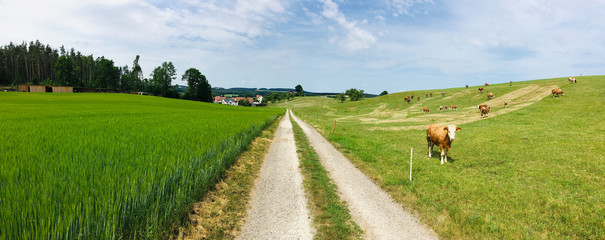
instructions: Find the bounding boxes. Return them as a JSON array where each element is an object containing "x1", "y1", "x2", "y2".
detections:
[{"x1": 290, "y1": 112, "x2": 363, "y2": 240}]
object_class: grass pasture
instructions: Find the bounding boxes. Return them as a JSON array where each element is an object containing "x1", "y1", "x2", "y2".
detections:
[
  {"x1": 277, "y1": 76, "x2": 604, "y2": 239},
  {"x1": 0, "y1": 93, "x2": 283, "y2": 239}
]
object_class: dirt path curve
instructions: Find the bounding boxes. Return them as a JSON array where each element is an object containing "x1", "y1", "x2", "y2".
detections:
[
  {"x1": 291, "y1": 111, "x2": 439, "y2": 240},
  {"x1": 237, "y1": 110, "x2": 314, "y2": 240}
]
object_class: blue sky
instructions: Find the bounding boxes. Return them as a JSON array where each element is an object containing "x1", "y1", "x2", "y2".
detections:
[{"x1": 1, "y1": 0, "x2": 603, "y2": 94}]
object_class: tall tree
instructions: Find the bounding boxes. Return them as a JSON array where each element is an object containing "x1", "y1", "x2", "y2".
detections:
[
  {"x1": 182, "y1": 68, "x2": 212, "y2": 102},
  {"x1": 54, "y1": 55, "x2": 74, "y2": 86},
  {"x1": 150, "y1": 61, "x2": 176, "y2": 97},
  {"x1": 295, "y1": 84, "x2": 304, "y2": 96}
]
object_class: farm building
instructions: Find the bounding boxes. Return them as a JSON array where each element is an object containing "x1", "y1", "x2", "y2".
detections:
[
  {"x1": 18, "y1": 84, "x2": 73, "y2": 93},
  {"x1": 29, "y1": 85, "x2": 49, "y2": 92},
  {"x1": 51, "y1": 86, "x2": 73, "y2": 93},
  {"x1": 18, "y1": 84, "x2": 28, "y2": 92}
]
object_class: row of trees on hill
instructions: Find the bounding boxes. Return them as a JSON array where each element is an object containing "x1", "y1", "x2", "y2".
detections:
[{"x1": 0, "y1": 40, "x2": 212, "y2": 102}]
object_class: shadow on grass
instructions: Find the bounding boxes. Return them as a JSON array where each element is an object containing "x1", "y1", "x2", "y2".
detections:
[{"x1": 427, "y1": 151, "x2": 457, "y2": 163}]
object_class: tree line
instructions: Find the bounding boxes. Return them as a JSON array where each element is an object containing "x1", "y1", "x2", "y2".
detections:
[{"x1": 0, "y1": 40, "x2": 212, "y2": 102}]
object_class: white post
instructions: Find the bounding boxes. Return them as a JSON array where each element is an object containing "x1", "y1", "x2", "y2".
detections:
[{"x1": 409, "y1": 148, "x2": 413, "y2": 181}]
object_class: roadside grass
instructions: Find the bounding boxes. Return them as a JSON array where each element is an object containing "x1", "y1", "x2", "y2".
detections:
[
  {"x1": 290, "y1": 112, "x2": 363, "y2": 240},
  {"x1": 173, "y1": 115, "x2": 282, "y2": 240},
  {"x1": 275, "y1": 76, "x2": 605, "y2": 239}
]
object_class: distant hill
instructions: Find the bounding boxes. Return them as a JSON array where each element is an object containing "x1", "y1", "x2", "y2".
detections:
[
  {"x1": 211, "y1": 87, "x2": 377, "y2": 98},
  {"x1": 212, "y1": 87, "x2": 378, "y2": 98}
]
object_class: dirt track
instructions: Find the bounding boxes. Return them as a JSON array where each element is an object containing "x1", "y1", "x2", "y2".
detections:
[
  {"x1": 237, "y1": 111, "x2": 313, "y2": 239},
  {"x1": 290, "y1": 111, "x2": 438, "y2": 240}
]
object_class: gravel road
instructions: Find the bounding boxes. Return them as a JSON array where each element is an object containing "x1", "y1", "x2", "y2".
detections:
[
  {"x1": 237, "y1": 110, "x2": 314, "y2": 240},
  {"x1": 290, "y1": 111, "x2": 438, "y2": 240}
]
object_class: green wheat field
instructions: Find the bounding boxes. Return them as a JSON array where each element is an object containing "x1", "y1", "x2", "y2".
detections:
[{"x1": 0, "y1": 93, "x2": 283, "y2": 239}]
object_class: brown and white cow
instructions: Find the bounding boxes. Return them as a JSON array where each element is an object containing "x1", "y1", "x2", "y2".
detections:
[
  {"x1": 487, "y1": 92, "x2": 494, "y2": 99},
  {"x1": 478, "y1": 104, "x2": 488, "y2": 111},
  {"x1": 427, "y1": 124, "x2": 461, "y2": 165},
  {"x1": 438, "y1": 106, "x2": 443, "y2": 112},
  {"x1": 552, "y1": 89, "x2": 564, "y2": 97},
  {"x1": 504, "y1": 101, "x2": 508, "y2": 108},
  {"x1": 450, "y1": 105, "x2": 457, "y2": 110},
  {"x1": 423, "y1": 107, "x2": 430, "y2": 114},
  {"x1": 442, "y1": 91, "x2": 445, "y2": 97},
  {"x1": 480, "y1": 105, "x2": 490, "y2": 117},
  {"x1": 485, "y1": 83, "x2": 490, "y2": 86},
  {"x1": 509, "y1": 81, "x2": 513, "y2": 86},
  {"x1": 466, "y1": 84, "x2": 469, "y2": 89},
  {"x1": 568, "y1": 77, "x2": 576, "y2": 83},
  {"x1": 478, "y1": 87, "x2": 484, "y2": 93}
]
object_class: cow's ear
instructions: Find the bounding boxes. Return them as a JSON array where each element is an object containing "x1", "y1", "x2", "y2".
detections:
[
  {"x1": 443, "y1": 127, "x2": 448, "y2": 132},
  {"x1": 456, "y1": 127, "x2": 461, "y2": 131}
]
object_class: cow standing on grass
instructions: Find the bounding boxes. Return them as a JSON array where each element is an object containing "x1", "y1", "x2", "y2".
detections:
[
  {"x1": 552, "y1": 89, "x2": 564, "y2": 97},
  {"x1": 480, "y1": 105, "x2": 491, "y2": 117},
  {"x1": 427, "y1": 124, "x2": 461, "y2": 165},
  {"x1": 478, "y1": 87, "x2": 484, "y2": 93},
  {"x1": 487, "y1": 93, "x2": 494, "y2": 99},
  {"x1": 423, "y1": 107, "x2": 430, "y2": 114}
]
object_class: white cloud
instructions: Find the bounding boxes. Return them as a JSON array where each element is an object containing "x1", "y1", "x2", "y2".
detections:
[
  {"x1": 386, "y1": 0, "x2": 434, "y2": 17},
  {"x1": 318, "y1": 0, "x2": 377, "y2": 51}
]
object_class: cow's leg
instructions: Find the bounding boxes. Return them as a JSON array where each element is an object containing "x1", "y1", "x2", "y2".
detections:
[
  {"x1": 444, "y1": 148, "x2": 448, "y2": 163},
  {"x1": 427, "y1": 137, "x2": 433, "y2": 158},
  {"x1": 440, "y1": 146, "x2": 445, "y2": 164}
]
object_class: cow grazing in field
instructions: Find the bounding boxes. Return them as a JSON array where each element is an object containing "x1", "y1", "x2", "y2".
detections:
[
  {"x1": 430, "y1": 93, "x2": 433, "y2": 97},
  {"x1": 509, "y1": 81, "x2": 513, "y2": 86},
  {"x1": 485, "y1": 83, "x2": 490, "y2": 86},
  {"x1": 450, "y1": 105, "x2": 457, "y2": 110},
  {"x1": 478, "y1": 104, "x2": 488, "y2": 112},
  {"x1": 417, "y1": 97, "x2": 420, "y2": 102},
  {"x1": 438, "y1": 106, "x2": 443, "y2": 112},
  {"x1": 480, "y1": 105, "x2": 490, "y2": 117},
  {"x1": 404, "y1": 97, "x2": 411, "y2": 103},
  {"x1": 568, "y1": 77, "x2": 577, "y2": 83},
  {"x1": 427, "y1": 124, "x2": 461, "y2": 165},
  {"x1": 444, "y1": 105, "x2": 449, "y2": 111},
  {"x1": 478, "y1": 87, "x2": 484, "y2": 93},
  {"x1": 466, "y1": 84, "x2": 469, "y2": 89},
  {"x1": 442, "y1": 92, "x2": 445, "y2": 97},
  {"x1": 425, "y1": 93, "x2": 429, "y2": 98},
  {"x1": 423, "y1": 107, "x2": 430, "y2": 114},
  {"x1": 504, "y1": 101, "x2": 508, "y2": 108},
  {"x1": 552, "y1": 89, "x2": 564, "y2": 97},
  {"x1": 410, "y1": 95, "x2": 414, "y2": 99},
  {"x1": 487, "y1": 92, "x2": 494, "y2": 99}
]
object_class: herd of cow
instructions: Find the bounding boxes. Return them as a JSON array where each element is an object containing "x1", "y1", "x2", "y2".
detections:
[{"x1": 423, "y1": 78, "x2": 574, "y2": 165}]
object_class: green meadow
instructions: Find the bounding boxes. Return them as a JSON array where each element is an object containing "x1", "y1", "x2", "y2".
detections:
[
  {"x1": 0, "y1": 93, "x2": 283, "y2": 239},
  {"x1": 277, "y1": 76, "x2": 604, "y2": 239}
]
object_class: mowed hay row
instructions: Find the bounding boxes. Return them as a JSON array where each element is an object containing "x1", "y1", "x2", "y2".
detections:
[{"x1": 0, "y1": 93, "x2": 283, "y2": 239}]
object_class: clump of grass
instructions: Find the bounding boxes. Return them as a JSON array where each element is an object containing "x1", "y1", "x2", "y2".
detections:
[{"x1": 290, "y1": 112, "x2": 363, "y2": 239}]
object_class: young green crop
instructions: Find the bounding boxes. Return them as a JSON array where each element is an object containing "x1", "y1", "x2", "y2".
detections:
[
  {"x1": 276, "y1": 76, "x2": 605, "y2": 239},
  {"x1": 0, "y1": 93, "x2": 283, "y2": 239}
]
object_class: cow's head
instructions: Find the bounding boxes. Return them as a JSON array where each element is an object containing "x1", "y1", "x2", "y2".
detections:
[{"x1": 443, "y1": 125, "x2": 461, "y2": 141}]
